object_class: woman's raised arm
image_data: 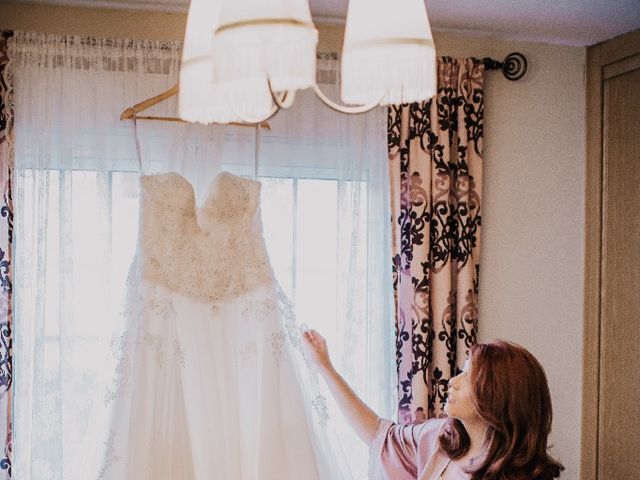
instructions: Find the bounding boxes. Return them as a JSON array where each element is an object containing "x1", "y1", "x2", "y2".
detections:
[{"x1": 302, "y1": 329, "x2": 381, "y2": 445}]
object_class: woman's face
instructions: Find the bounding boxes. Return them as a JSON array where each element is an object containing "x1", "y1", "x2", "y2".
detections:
[{"x1": 444, "y1": 357, "x2": 480, "y2": 423}]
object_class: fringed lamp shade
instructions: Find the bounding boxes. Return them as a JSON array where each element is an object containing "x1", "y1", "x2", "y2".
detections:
[
  {"x1": 179, "y1": 0, "x2": 225, "y2": 124},
  {"x1": 341, "y1": 0, "x2": 436, "y2": 106},
  {"x1": 179, "y1": 0, "x2": 317, "y2": 124}
]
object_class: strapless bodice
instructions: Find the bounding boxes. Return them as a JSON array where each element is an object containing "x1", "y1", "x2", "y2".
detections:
[{"x1": 138, "y1": 171, "x2": 273, "y2": 303}]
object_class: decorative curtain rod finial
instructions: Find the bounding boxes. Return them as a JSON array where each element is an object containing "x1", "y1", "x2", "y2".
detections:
[{"x1": 482, "y1": 52, "x2": 527, "y2": 81}]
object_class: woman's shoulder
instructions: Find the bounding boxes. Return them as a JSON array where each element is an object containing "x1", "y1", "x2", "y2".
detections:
[
  {"x1": 412, "y1": 417, "x2": 448, "y2": 464},
  {"x1": 415, "y1": 416, "x2": 447, "y2": 442},
  {"x1": 375, "y1": 416, "x2": 447, "y2": 447}
]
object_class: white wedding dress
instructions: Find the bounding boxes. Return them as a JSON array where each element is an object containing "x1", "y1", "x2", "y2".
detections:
[{"x1": 91, "y1": 171, "x2": 349, "y2": 480}]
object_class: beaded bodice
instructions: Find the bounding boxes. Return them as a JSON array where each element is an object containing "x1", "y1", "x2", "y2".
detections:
[{"x1": 139, "y1": 172, "x2": 274, "y2": 303}]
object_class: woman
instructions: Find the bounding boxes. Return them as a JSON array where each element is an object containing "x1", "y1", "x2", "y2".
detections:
[{"x1": 302, "y1": 331, "x2": 564, "y2": 480}]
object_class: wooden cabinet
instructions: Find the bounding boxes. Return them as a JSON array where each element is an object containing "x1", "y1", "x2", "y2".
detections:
[{"x1": 582, "y1": 28, "x2": 640, "y2": 480}]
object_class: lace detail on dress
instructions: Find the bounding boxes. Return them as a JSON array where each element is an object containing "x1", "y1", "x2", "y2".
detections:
[
  {"x1": 104, "y1": 332, "x2": 131, "y2": 404},
  {"x1": 277, "y1": 287, "x2": 307, "y2": 357},
  {"x1": 271, "y1": 331, "x2": 286, "y2": 363},
  {"x1": 368, "y1": 417, "x2": 393, "y2": 480},
  {"x1": 174, "y1": 339, "x2": 185, "y2": 367},
  {"x1": 140, "y1": 172, "x2": 273, "y2": 303},
  {"x1": 141, "y1": 331, "x2": 167, "y2": 367},
  {"x1": 148, "y1": 286, "x2": 176, "y2": 320},
  {"x1": 311, "y1": 395, "x2": 329, "y2": 426},
  {"x1": 274, "y1": 284, "x2": 333, "y2": 428},
  {"x1": 240, "y1": 342, "x2": 257, "y2": 367},
  {"x1": 241, "y1": 296, "x2": 277, "y2": 323},
  {"x1": 97, "y1": 432, "x2": 120, "y2": 479}
]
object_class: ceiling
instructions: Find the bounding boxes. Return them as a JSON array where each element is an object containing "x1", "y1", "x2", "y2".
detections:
[{"x1": 10, "y1": 0, "x2": 640, "y2": 46}]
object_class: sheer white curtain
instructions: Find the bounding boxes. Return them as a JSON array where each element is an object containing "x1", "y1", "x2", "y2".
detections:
[{"x1": 9, "y1": 31, "x2": 395, "y2": 480}]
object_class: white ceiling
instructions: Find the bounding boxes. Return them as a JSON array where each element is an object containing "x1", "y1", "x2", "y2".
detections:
[{"x1": 10, "y1": 0, "x2": 640, "y2": 46}]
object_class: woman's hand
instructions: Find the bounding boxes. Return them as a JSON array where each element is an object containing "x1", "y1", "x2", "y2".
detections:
[{"x1": 302, "y1": 329, "x2": 335, "y2": 377}]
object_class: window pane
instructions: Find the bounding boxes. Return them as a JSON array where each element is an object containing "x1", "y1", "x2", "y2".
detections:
[
  {"x1": 294, "y1": 179, "x2": 338, "y2": 336},
  {"x1": 259, "y1": 177, "x2": 294, "y2": 297}
]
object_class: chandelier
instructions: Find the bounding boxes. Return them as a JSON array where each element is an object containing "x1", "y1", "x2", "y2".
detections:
[{"x1": 179, "y1": 0, "x2": 436, "y2": 124}]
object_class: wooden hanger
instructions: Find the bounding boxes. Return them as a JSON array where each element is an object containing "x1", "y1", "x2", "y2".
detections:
[{"x1": 120, "y1": 83, "x2": 271, "y2": 130}]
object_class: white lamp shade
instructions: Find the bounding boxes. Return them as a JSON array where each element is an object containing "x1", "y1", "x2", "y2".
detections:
[
  {"x1": 341, "y1": 0, "x2": 436, "y2": 106},
  {"x1": 180, "y1": 0, "x2": 317, "y2": 124},
  {"x1": 212, "y1": 0, "x2": 318, "y2": 93},
  {"x1": 178, "y1": 0, "x2": 272, "y2": 124}
]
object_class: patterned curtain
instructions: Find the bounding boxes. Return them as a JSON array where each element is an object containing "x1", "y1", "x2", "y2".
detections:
[
  {"x1": 0, "y1": 30, "x2": 13, "y2": 478},
  {"x1": 389, "y1": 57, "x2": 484, "y2": 423}
]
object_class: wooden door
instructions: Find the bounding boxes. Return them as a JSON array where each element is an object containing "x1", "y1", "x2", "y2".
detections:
[{"x1": 583, "y1": 29, "x2": 640, "y2": 480}]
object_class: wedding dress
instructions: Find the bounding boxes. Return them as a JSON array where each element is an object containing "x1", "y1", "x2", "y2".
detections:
[{"x1": 91, "y1": 171, "x2": 349, "y2": 480}]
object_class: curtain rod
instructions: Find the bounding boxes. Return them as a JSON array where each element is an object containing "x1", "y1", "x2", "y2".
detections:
[
  {"x1": 482, "y1": 52, "x2": 527, "y2": 81},
  {"x1": 6, "y1": 29, "x2": 528, "y2": 82}
]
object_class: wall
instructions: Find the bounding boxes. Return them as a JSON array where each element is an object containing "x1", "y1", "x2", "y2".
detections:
[
  {"x1": 446, "y1": 36, "x2": 586, "y2": 480},
  {"x1": 0, "y1": 3, "x2": 586, "y2": 479}
]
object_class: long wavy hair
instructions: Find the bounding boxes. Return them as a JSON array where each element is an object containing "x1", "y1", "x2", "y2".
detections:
[{"x1": 438, "y1": 341, "x2": 564, "y2": 480}]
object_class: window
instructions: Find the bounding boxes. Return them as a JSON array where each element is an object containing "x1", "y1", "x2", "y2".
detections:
[
  {"x1": 17, "y1": 167, "x2": 379, "y2": 478},
  {"x1": 12, "y1": 35, "x2": 392, "y2": 479}
]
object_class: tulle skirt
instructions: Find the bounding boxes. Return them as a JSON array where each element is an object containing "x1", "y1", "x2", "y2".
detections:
[{"x1": 85, "y1": 268, "x2": 346, "y2": 480}]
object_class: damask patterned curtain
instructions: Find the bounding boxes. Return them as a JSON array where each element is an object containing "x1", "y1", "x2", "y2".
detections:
[
  {"x1": 0, "y1": 30, "x2": 14, "y2": 478},
  {"x1": 389, "y1": 57, "x2": 484, "y2": 423}
]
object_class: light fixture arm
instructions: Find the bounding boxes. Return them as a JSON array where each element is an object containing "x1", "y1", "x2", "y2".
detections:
[
  {"x1": 268, "y1": 81, "x2": 297, "y2": 109},
  {"x1": 265, "y1": 80, "x2": 384, "y2": 116},
  {"x1": 230, "y1": 80, "x2": 383, "y2": 125},
  {"x1": 230, "y1": 100, "x2": 281, "y2": 125},
  {"x1": 311, "y1": 83, "x2": 383, "y2": 114}
]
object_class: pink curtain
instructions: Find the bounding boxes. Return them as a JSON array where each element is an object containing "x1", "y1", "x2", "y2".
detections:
[
  {"x1": 389, "y1": 57, "x2": 484, "y2": 423},
  {"x1": 0, "y1": 30, "x2": 13, "y2": 478}
]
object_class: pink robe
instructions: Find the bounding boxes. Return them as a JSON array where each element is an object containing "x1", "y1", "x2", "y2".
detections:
[{"x1": 368, "y1": 418, "x2": 471, "y2": 480}]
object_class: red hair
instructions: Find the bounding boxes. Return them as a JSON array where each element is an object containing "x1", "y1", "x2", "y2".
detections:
[{"x1": 438, "y1": 340, "x2": 564, "y2": 480}]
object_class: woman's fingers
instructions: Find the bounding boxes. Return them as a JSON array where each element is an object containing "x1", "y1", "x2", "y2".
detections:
[
  {"x1": 303, "y1": 330, "x2": 316, "y2": 345},
  {"x1": 303, "y1": 329, "x2": 327, "y2": 355},
  {"x1": 305, "y1": 329, "x2": 319, "y2": 344},
  {"x1": 308, "y1": 330, "x2": 325, "y2": 347},
  {"x1": 303, "y1": 331, "x2": 317, "y2": 351}
]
